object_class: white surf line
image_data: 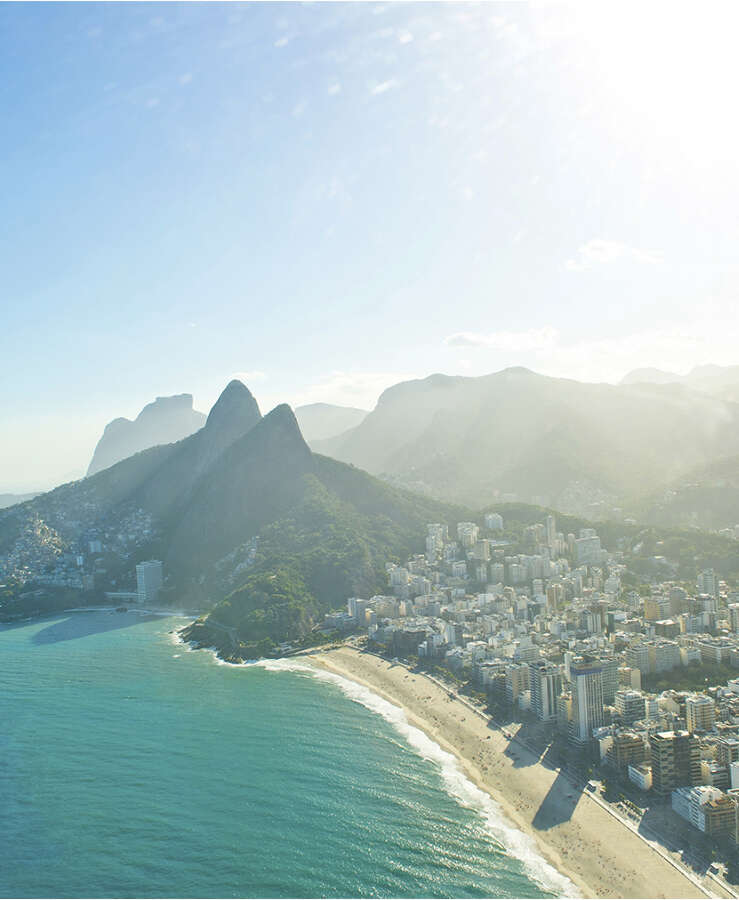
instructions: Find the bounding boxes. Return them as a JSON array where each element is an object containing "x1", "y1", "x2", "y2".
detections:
[
  {"x1": 399, "y1": 660, "x2": 718, "y2": 900},
  {"x1": 257, "y1": 657, "x2": 578, "y2": 898}
]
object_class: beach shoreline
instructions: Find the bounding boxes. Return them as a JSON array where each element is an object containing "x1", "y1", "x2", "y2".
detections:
[{"x1": 308, "y1": 645, "x2": 718, "y2": 900}]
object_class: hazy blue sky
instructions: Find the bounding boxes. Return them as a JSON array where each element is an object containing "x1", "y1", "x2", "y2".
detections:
[{"x1": 3, "y1": 2, "x2": 739, "y2": 490}]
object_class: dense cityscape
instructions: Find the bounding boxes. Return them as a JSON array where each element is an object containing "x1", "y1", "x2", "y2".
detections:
[{"x1": 322, "y1": 513, "x2": 739, "y2": 875}]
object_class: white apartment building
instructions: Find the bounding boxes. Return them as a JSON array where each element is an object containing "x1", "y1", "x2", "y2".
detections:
[{"x1": 136, "y1": 560, "x2": 163, "y2": 605}]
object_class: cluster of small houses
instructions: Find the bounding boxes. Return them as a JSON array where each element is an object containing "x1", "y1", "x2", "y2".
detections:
[{"x1": 0, "y1": 498, "x2": 157, "y2": 593}]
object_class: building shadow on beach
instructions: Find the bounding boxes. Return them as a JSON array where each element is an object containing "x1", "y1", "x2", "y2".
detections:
[
  {"x1": 500, "y1": 721, "x2": 550, "y2": 769},
  {"x1": 31, "y1": 610, "x2": 162, "y2": 644},
  {"x1": 531, "y1": 769, "x2": 583, "y2": 830}
]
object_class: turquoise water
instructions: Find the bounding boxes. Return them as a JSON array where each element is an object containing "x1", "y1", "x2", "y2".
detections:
[{"x1": 0, "y1": 611, "x2": 568, "y2": 898}]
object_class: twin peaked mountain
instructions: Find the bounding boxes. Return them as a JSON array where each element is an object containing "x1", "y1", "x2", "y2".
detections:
[
  {"x1": 112, "y1": 380, "x2": 459, "y2": 642},
  {"x1": 86, "y1": 391, "x2": 368, "y2": 476},
  {"x1": 2, "y1": 380, "x2": 458, "y2": 647}
]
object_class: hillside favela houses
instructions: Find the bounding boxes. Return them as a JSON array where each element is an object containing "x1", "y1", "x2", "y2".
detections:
[{"x1": 323, "y1": 513, "x2": 739, "y2": 864}]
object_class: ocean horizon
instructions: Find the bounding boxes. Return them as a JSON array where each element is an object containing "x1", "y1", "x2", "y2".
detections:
[{"x1": 1, "y1": 610, "x2": 570, "y2": 899}]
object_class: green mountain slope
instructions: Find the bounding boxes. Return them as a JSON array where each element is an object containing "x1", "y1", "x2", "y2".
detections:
[
  {"x1": 631, "y1": 455, "x2": 739, "y2": 531},
  {"x1": 164, "y1": 404, "x2": 467, "y2": 648},
  {"x1": 0, "y1": 382, "x2": 466, "y2": 647}
]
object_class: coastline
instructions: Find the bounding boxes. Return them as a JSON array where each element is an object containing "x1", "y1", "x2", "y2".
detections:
[
  {"x1": 0, "y1": 605, "x2": 199, "y2": 628},
  {"x1": 307, "y1": 645, "x2": 716, "y2": 900}
]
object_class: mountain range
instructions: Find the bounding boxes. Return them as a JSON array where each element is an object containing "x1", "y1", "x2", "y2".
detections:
[
  {"x1": 314, "y1": 367, "x2": 739, "y2": 514},
  {"x1": 86, "y1": 394, "x2": 368, "y2": 477},
  {"x1": 3, "y1": 374, "x2": 738, "y2": 651},
  {"x1": 7, "y1": 366, "x2": 739, "y2": 552},
  {"x1": 620, "y1": 363, "x2": 739, "y2": 402},
  {"x1": 0, "y1": 381, "x2": 462, "y2": 649}
]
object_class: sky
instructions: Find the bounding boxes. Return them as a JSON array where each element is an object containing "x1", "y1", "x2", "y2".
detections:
[{"x1": 3, "y1": 1, "x2": 739, "y2": 491}]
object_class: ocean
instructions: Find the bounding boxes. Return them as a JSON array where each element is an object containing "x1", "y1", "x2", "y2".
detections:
[{"x1": 0, "y1": 610, "x2": 570, "y2": 899}]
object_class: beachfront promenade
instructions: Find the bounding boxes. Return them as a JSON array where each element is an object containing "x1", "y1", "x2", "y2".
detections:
[
  {"x1": 420, "y1": 666, "x2": 729, "y2": 900},
  {"x1": 312, "y1": 645, "x2": 735, "y2": 900}
]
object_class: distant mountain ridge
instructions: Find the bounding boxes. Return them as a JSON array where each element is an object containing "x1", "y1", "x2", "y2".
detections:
[
  {"x1": 315, "y1": 367, "x2": 739, "y2": 511},
  {"x1": 621, "y1": 364, "x2": 739, "y2": 401},
  {"x1": 87, "y1": 394, "x2": 206, "y2": 476},
  {"x1": 620, "y1": 367, "x2": 681, "y2": 385},
  {"x1": 294, "y1": 402, "x2": 367, "y2": 443}
]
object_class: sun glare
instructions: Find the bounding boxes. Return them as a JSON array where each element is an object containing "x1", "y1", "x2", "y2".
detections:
[{"x1": 545, "y1": 2, "x2": 739, "y2": 170}]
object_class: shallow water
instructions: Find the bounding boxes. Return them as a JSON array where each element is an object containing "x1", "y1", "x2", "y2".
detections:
[{"x1": 0, "y1": 611, "x2": 566, "y2": 898}]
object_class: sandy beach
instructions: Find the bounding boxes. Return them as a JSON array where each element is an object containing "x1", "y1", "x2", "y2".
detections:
[{"x1": 309, "y1": 646, "x2": 722, "y2": 900}]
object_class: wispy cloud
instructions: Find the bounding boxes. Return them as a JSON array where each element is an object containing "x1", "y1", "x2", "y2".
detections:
[
  {"x1": 445, "y1": 327, "x2": 558, "y2": 351},
  {"x1": 274, "y1": 35, "x2": 290, "y2": 48},
  {"x1": 327, "y1": 82, "x2": 342, "y2": 95},
  {"x1": 370, "y1": 79, "x2": 398, "y2": 96},
  {"x1": 565, "y1": 239, "x2": 662, "y2": 272}
]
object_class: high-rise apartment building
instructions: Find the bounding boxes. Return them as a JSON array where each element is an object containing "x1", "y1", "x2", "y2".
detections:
[
  {"x1": 615, "y1": 689, "x2": 646, "y2": 725},
  {"x1": 136, "y1": 560, "x2": 163, "y2": 605},
  {"x1": 717, "y1": 738, "x2": 739, "y2": 768},
  {"x1": 698, "y1": 568, "x2": 718, "y2": 599},
  {"x1": 574, "y1": 533, "x2": 602, "y2": 566},
  {"x1": 505, "y1": 663, "x2": 530, "y2": 705},
  {"x1": 650, "y1": 730, "x2": 701, "y2": 796},
  {"x1": 545, "y1": 514, "x2": 557, "y2": 548},
  {"x1": 571, "y1": 659, "x2": 605, "y2": 743},
  {"x1": 484, "y1": 512, "x2": 503, "y2": 531},
  {"x1": 625, "y1": 644, "x2": 650, "y2": 675},
  {"x1": 546, "y1": 583, "x2": 565, "y2": 612},
  {"x1": 672, "y1": 785, "x2": 737, "y2": 836},
  {"x1": 609, "y1": 729, "x2": 648, "y2": 769},
  {"x1": 472, "y1": 540, "x2": 491, "y2": 562},
  {"x1": 686, "y1": 694, "x2": 716, "y2": 734},
  {"x1": 529, "y1": 660, "x2": 562, "y2": 722},
  {"x1": 598, "y1": 656, "x2": 619, "y2": 704},
  {"x1": 456, "y1": 522, "x2": 480, "y2": 549}
]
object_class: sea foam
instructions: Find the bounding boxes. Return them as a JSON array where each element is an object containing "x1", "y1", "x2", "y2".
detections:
[{"x1": 256, "y1": 658, "x2": 578, "y2": 898}]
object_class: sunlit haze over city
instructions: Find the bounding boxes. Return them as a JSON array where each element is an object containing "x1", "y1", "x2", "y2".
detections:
[{"x1": 3, "y1": 2, "x2": 739, "y2": 489}]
